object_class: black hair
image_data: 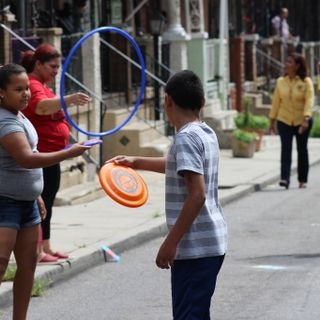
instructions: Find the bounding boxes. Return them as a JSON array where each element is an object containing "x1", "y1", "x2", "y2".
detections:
[
  {"x1": 165, "y1": 70, "x2": 205, "y2": 111},
  {"x1": 0, "y1": 63, "x2": 27, "y2": 90}
]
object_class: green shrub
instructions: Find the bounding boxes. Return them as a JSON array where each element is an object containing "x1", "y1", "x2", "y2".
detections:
[
  {"x1": 310, "y1": 115, "x2": 320, "y2": 137},
  {"x1": 234, "y1": 112, "x2": 269, "y2": 129},
  {"x1": 234, "y1": 97, "x2": 270, "y2": 130},
  {"x1": 3, "y1": 265, "x2": 17, "y2": 281},
  {"x1": 233, "y1": 129, "x2": 257, "y2": 143},
  {"x1": 32, "y1": 278, "x2": 50, "y2": 297}
]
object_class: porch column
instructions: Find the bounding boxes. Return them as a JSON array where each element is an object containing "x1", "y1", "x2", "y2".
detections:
[
  {"x1": 217, "y1": 0, "x2": 230, "y2": 109},
  {"x1": 0, "y1": 10, "x2": 16, "y2": 64},
  {"x1": 81, "y1": 34, "x2": 102, "y2": 171},
  {"x1": 243, "y1": 34, "x2": 259, "y2": 83},
  {"x1": 36, "y1": 28, "x2": 63, "y2": 93},
  {"x1": 185, "y1": 0, "x2": 208, "y2": 87},
  {"x1": 162, "y1": 0, "x2": 190, "y2": 72},
  {"x1": 229, "y1": 37, "x2": 245, "y2": 111}
]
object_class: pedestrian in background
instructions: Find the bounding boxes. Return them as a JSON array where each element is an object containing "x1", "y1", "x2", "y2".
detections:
[
  {"x1": 269, "y1": 52, "x2": 314, "y2": 189},
  {"x1": 108, "y1": 70, "x2": 227, "y2": 319},
  {"x1": 0, "y1": 63, "x2": 90, "y2": 320},
  {"x1": 20, "y1": 43, "x2": 91, "y2": 263},
  {"x1": 271, "y1": 7, "x2": 294, "y2": 41}
]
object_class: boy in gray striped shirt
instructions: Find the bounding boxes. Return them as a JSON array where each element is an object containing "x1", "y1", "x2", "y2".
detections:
[{"x1": 109, "y1": 70, "x2": 227, "y2": 319}]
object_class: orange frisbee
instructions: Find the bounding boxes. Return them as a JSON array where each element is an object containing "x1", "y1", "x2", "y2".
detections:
[{"x1": 99, "y1": 163, "x2": 148, "y2": 207}]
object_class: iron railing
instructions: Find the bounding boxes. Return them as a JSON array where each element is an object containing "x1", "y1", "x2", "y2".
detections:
[{"x1": 0, "y1": 23, "x2": 175, "y2": 166}]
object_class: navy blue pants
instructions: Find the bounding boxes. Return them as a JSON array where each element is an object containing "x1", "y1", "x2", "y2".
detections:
[
  {"x1": 171, "y1": 255, "x2": 225, "y2": 320},
  {"x1": 277, "y1": 120, "x2": 312, "y2": 183}
]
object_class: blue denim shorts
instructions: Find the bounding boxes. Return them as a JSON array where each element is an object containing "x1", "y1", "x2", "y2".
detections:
[{"x1": 0, "y1": 196, "x2": 41, "y2": 230}]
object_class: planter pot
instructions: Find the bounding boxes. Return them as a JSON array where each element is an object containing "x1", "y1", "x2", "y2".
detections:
[
  {"x1": 243, "y1": 128, "x2": 264, "y2": 151},
  {"x1": 231, "y1": 136, "x2": 256, "y2": 158}
]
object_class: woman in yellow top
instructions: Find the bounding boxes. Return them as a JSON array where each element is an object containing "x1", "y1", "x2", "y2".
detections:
[{"x1": 269, "y1": 52, "x2": 314, "y2": 189}]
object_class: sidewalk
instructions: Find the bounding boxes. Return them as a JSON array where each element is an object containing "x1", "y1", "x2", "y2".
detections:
[{"x1": 1, "y1": 136, "x2": 320, "y2": 307}]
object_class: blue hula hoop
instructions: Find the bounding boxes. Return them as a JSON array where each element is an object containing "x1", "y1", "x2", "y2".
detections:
[{"x1": 60, "y1": 26, "x2": 146, "y2": 137}]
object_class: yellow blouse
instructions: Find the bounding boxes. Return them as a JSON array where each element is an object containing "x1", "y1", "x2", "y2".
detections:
[{"x1": 269, "y1": 75, "x2": 314, "y2": 126}]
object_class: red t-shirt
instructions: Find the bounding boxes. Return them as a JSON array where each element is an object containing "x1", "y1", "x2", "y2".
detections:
[{"x1": 23, "y1": 74, "x2": 70, "y2": 152}]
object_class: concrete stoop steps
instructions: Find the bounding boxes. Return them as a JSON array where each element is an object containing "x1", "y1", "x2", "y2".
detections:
[
  {"x1": 140, "y1": 136, "x2": 172, "y2": 157},
  {"x1": 102, "y1": 108, "x2": 171, "y2": 160},
  {"x1": 54, "y1": 180, "x2": 105, "y2": 206},
  {"x1": 244, "y1": 92, "x2": 271, "y2": 117}
]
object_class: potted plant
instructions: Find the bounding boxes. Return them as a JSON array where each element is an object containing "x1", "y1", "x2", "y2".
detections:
[
  {"x1": 234, "y1": 98, "x2": 270, "y2": 151},
  {"x1": 310, "y1": 114, "x2": 320, "y2": 137},
  {"x1": 231, "y1": 129, "x2": 257, "y2": 158}
]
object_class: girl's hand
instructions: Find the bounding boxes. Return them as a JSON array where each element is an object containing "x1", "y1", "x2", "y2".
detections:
[
  {"x1": 37, "y1": 196, "x2": 47, "y2": 220},
  {"x1": 67, "y1": 143, "x2": 91, "y2": 158}
]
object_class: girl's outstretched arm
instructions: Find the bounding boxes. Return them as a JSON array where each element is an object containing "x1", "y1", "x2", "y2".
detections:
[{"x1": 0, "y1": 132, "x2": 90, "y2": 169}]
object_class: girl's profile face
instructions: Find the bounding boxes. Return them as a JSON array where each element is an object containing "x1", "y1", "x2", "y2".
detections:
[{"x1": 0, "y1": 72, "x2": 30, "y2": 114}]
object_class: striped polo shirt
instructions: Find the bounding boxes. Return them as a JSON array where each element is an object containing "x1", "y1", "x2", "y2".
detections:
[{"x1": 165, "y1": 121, "x2": 227, "y2": 260}]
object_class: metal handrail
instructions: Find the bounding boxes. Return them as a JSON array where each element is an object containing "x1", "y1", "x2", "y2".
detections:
[
  {"x1": 255, "y1": 46, "x2": 283, "y2": 71},
  {"x1": 1, "y1": 22, "x2": 173, "y2": 161},
  {"x1": 99, "y1": 37, "x2": 173, "y2": 136},
  {"x1": 0, "y1": 23, "x2": 106, "y2": 104},
  {"x1": 99, "y1": 37, "x2": 166, "y2": 86},
  {"x1": 0, "y1": 23, "x2": 101, "y2": 168},
  {"x1": 124, "y1": 0, "x2": 150, "y2": 23}
]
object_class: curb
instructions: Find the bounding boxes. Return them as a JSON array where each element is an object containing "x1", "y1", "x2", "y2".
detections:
[{"x1": 0, "y1": 223, "x2": 168, "y2": 309}]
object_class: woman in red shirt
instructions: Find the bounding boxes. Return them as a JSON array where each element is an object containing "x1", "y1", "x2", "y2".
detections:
[{"x1": 21, "y1": 43, "x2": 90, "y2": 262}]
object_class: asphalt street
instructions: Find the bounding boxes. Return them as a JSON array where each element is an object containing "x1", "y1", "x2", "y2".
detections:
[{"x1": 2, "y1": 165, "x2": 320, "y2": 320}]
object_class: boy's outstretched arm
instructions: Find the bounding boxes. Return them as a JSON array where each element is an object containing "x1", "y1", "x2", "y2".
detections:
[
  {"x1": 106, "y1": 156, "x2": 166, "y2": 173},
  {"x1": 156, "y1": 171, "x2": 206, "y2": 269}
]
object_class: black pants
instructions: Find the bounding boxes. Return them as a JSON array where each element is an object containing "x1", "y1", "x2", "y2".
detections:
[
  {"x1": 41, "y1": 164, "x2": 61, "y2": 240},
  {"x1": 277, "y1": 120, "x2": 312, "y2": 184}
]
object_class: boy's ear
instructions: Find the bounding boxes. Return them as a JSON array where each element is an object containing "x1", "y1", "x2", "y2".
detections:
[
  {"x1": 165, "y1": 94, "x2": 173, "y2": 107},
  {"x1": 201, "y1": 97, "x2": 206, "y2": 108}
]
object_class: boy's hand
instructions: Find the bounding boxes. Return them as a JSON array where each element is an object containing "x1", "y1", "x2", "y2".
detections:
[
  {"x1": 106, "y1": 155, "x2": 135, "y2": 168},
  {"x1": 156, "y1": 240, "x2": 176, "y2": 269}
]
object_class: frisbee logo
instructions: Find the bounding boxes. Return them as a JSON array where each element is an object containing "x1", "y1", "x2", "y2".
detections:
[{"x1": 113, "y1": 169, "x2": 138, "y2": 194}]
